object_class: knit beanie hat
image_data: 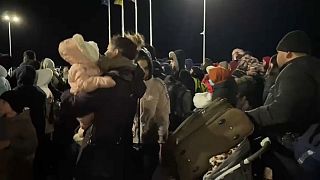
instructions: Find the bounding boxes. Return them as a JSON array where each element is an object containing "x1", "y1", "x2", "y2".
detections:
[
  {"x1": 0, "y1": 90, "x2": 24, "y2": 114},
  {"x1": 276, "y1": 30, "x2": 311, "y2": 54},
  {"x1": 185, "y1": 59, "x2": 194, "y2": 71}
]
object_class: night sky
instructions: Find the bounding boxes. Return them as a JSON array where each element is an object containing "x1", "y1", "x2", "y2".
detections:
[{"x1": 0, "y1": 0, "x2": 320, "y2": 67}]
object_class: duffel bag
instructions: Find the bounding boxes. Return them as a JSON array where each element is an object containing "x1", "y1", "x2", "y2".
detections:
[{"x1": 166, "y1": 98, "x2": 254, "y2": 180}]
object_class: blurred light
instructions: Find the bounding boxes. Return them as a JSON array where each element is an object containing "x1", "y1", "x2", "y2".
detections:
[
  {"x1": 12, "y1": 16, "x2": 20, "y2": 23},
  {"x1": 3, "y1": 15, "x2": 10, "y2": 21},
  {"x1": 2, "y1": 13, "x2": 21, "y2": 23}
]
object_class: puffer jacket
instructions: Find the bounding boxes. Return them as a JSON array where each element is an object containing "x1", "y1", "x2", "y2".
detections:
[
  {"x1": 58, "y1": 36, "x2": 116, "y2": 94},
  {"x1": 67, "y1": 63, "x2": 116, "y2": 94}
]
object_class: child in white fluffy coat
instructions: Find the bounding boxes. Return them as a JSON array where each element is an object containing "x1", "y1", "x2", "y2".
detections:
[{"x1": 58, "y1": 34, "x2": 116, "y2": 144}]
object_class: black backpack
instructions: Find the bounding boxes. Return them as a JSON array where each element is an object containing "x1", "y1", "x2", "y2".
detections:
[
  {"x1": 293, "y1": 123, "x2": 320, "y2": 172},
  {"x1": 164, "y1": 76, "x2": 192, "y2": 118}
]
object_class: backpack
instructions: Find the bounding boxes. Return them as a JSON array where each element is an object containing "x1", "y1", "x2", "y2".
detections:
[
  {"x1": 293, "y1": 123, "x2": 320, "y2": 171},
  {"x1": 164, "y1": 76, "x2": 192, "y2": 118},
  {"x1": 292, "y1": 73, "x2": 320, "y2": 173}
]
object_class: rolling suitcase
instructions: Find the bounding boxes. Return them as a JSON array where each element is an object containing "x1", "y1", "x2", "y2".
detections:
[{"x1": 166, "y1": 98, "x2": 254, "y2": 180}]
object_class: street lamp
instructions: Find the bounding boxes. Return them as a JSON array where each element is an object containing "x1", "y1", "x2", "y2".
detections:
[
  {"x1": 2, "y1": 13, "x2": 21, "y2": 57},
  {"x1": 149, "y1": 0, "x2": 153, "y2": 46},
  {"x1": 202, "y1": 0, "x2": 206, "y2": 64}
]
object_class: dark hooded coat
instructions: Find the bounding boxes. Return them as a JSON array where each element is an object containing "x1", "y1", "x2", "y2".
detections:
[
  {"x1": 14, "y1": 65, "x2": 46, "y2": 141},
  {"x1": 171, "y1": 50, "x2": 196, "y2": 96}
]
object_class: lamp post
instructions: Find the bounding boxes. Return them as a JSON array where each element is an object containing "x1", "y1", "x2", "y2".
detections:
[
  {"x1": 2, "y1": 13, "x2": 20, "y2": 57},
  {"x1": 202, "y1": 0, "x2": 206, "y2": 64},
  {"x1": 149, "y1": 0, "x2": 153, "y2": 46}
]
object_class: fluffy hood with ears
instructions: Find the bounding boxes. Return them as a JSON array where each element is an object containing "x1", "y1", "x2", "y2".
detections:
[{"x1": 58, "y1": 34, "x2": 100, "y2": 65}]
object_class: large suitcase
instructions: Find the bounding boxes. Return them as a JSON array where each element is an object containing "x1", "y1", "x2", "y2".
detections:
[{"x1": 166, "y1": 98, "x2": 254, "y2": 180}]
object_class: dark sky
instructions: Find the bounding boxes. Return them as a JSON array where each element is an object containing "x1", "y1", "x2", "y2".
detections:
[{"x1": 0, "y1": 0, "x2": 320, "y2": 67}]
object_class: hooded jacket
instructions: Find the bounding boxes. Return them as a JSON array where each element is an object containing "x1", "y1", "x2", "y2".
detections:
[
  {"x1": 41, "y1": 58, "x2": 65, "y2": 100},
  {"x1": 169, "y1": 50, "x2": 196, "y2": 96},
  {"x1": 169, "y1": 49, "x2": 186, "y2": 73},
  {"x1": 58, "y1": 35, "x2": 116, "y2": 94},
  {"x1": 133, "y1": 49, "x2": 170, "y2": 144},
  {"x1": 0, "y1": 65, "x2": 11, "y2": 95},
  {"x1": 42, "y1": 58, "x2": 60, "y2": 83},
  {"x1": 14, "y1": 65, "x2": 46, "y2": 141}
]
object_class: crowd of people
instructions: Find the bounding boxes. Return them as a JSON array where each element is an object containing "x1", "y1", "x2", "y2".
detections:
[{"x1": 0, "y1": 30, "x2": 319, "y2": 180}]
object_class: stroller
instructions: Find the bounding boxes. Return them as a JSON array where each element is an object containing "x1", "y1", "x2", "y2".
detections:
[{"x1": 203, "y1": 137, "x2": 271, "y2": 180}]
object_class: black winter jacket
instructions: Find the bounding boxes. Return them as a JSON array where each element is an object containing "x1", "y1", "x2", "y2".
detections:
[
  {"x1": 248, "y1": 56, "x2": 320, "y2": 135},
  {"x1": 61, "y1": 65, "x2": 146, "y2": 179}
]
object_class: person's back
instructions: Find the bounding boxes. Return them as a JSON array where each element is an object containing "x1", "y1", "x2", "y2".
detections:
[
  {"x1": 212, "y1": 77, "x2": 238, "y2": 106},
  {"x1": 164, "y1": 75, "x2": 192, "y2": 131},
  {"x1": 88, "y1": 68, "x2": 144, "y2": 143},
  {"x1": 179, "y1": 69, "x2": 195, "y2": 96},
  {"x1": 14, "y1": 65, "x2": 46, "y2": 141},
  {"x1": 15, "y1": 86, "x2": 46, "y2": 137},
  {"x1": 20, "y1": 50, "x2": 40, "y2": 70}
]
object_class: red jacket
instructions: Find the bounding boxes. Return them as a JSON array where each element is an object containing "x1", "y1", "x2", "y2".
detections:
[{"x1": 202, "y1": 74, "x2": 214, "y2": 94}]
